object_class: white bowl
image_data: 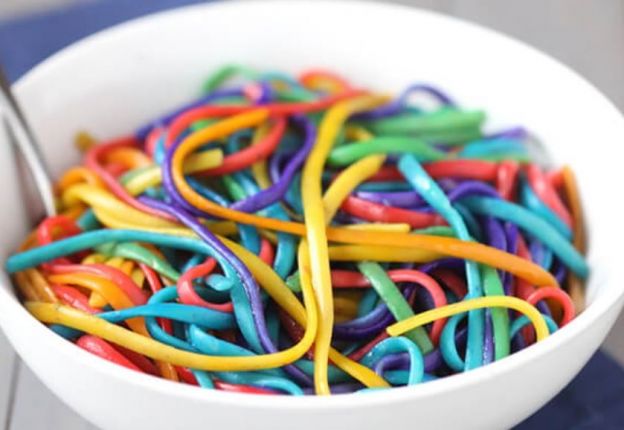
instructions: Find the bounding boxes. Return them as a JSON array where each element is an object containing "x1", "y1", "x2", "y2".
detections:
[{"x1": 1, "y1": 1, "x2": 623, "y2": 429}]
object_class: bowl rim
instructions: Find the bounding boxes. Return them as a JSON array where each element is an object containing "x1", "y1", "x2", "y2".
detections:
[{"x1": 3, "y1": 0, "x2": 624, "y2": 409}]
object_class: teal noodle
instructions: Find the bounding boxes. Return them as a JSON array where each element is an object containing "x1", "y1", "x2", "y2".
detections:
[
  {"x1": 100, "y1": 303, "x2": 234, "y2": 330},
  {"x1": 231, "y1": 170, "x2": 296, "y2": 279},
  {"x1": 519, "y1": 179, "x2": 572, "y2": 240},
  {"x1": 458, "y1": 137, "x2": 528, "y2": 161},
  {"x1": 440, "y1": 313, "x2": 466, "y2": 372},
  {"x1": 398, "y1": 154, "x2": 484, "y2": 371},
  {"x1": 360, "y1": 337, "x2": 425, "y2": 386},
  {"x1": 6, "y1": 230, "x2": 236, "y2": 274},
  {"x1": 458, "y1": 195, "x2": 588, "y2": 278},
  {"x1": 510, "y1": 314, "x2": 559, "y2": 338}
]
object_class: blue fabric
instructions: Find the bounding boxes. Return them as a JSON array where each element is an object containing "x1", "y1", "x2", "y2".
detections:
[
  {"x1": 0, "y1": 0, "x2": 212, "y2": 81},
  {"x1": 516, "y1": 352, "x2": 624, "y2": 429},
  {"x1": 1, "y1": 1, "x2": 623, "y2": 427}
]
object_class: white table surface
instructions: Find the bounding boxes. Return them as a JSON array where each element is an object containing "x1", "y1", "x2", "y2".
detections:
[{"x1": 1, "y1": 0, "x2": 623, "y2": 428}]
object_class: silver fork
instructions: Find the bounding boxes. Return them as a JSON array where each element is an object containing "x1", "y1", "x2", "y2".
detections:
[
  {"x1": 0, "y1": 66, "x2": 56, "y2": 217},
  {"x1": 0, "y1": 65, "x2": 56, "y2": 430}
]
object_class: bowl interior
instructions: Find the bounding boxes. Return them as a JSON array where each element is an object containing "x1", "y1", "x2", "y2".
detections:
[{"x1": 0, "y1": 0, "x2": 623, "y2": 408}]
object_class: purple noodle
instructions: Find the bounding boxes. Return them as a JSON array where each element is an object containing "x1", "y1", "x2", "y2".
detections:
[
  {"x1": 447, "y1": 180, "x2": 500, "y2": 202},
  {"x1": 482, "y1": 309, "x2": 494, "y2": 364},
  {"x1": 333, "y1": 304, "x2": 396, "y2": 340},
  {"x1": 486, "y1": 126, "x2": 528, "y2": 140},
  {"x1": 269, "y1": 150, "x2": 292, "y2": 184},
  {"x1": 553, "y1": 259, "x2": 567, "y2": 285},
  {"x1": 231, "y1": 115, "x2": 315, "y2": 213},
  {"x1": 418, "y1": 258, "x2": 465, "y2": 274},
  {"x1": 354, "y1": 83, "x2": 456, "y2": 121},
  {"x1": 503, "y1": 222, "x2": 520, "y2": 295},
  {"x1": 302, "y1": 383, "x2": 363, "y2": 395},
  {"x1": 138, "y1": 197, "x2": 312, "y2": 385},
  {"x1": 355, "y1": 190, "x2": 425, "y2": 208},
  {"x1": 335, "y1": 259, "x2": 468, "y2": 341}
]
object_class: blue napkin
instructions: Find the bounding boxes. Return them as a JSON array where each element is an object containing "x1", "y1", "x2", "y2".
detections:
[{"x1": 1, "y1": 1, "x2": 623, "y2": 427}]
